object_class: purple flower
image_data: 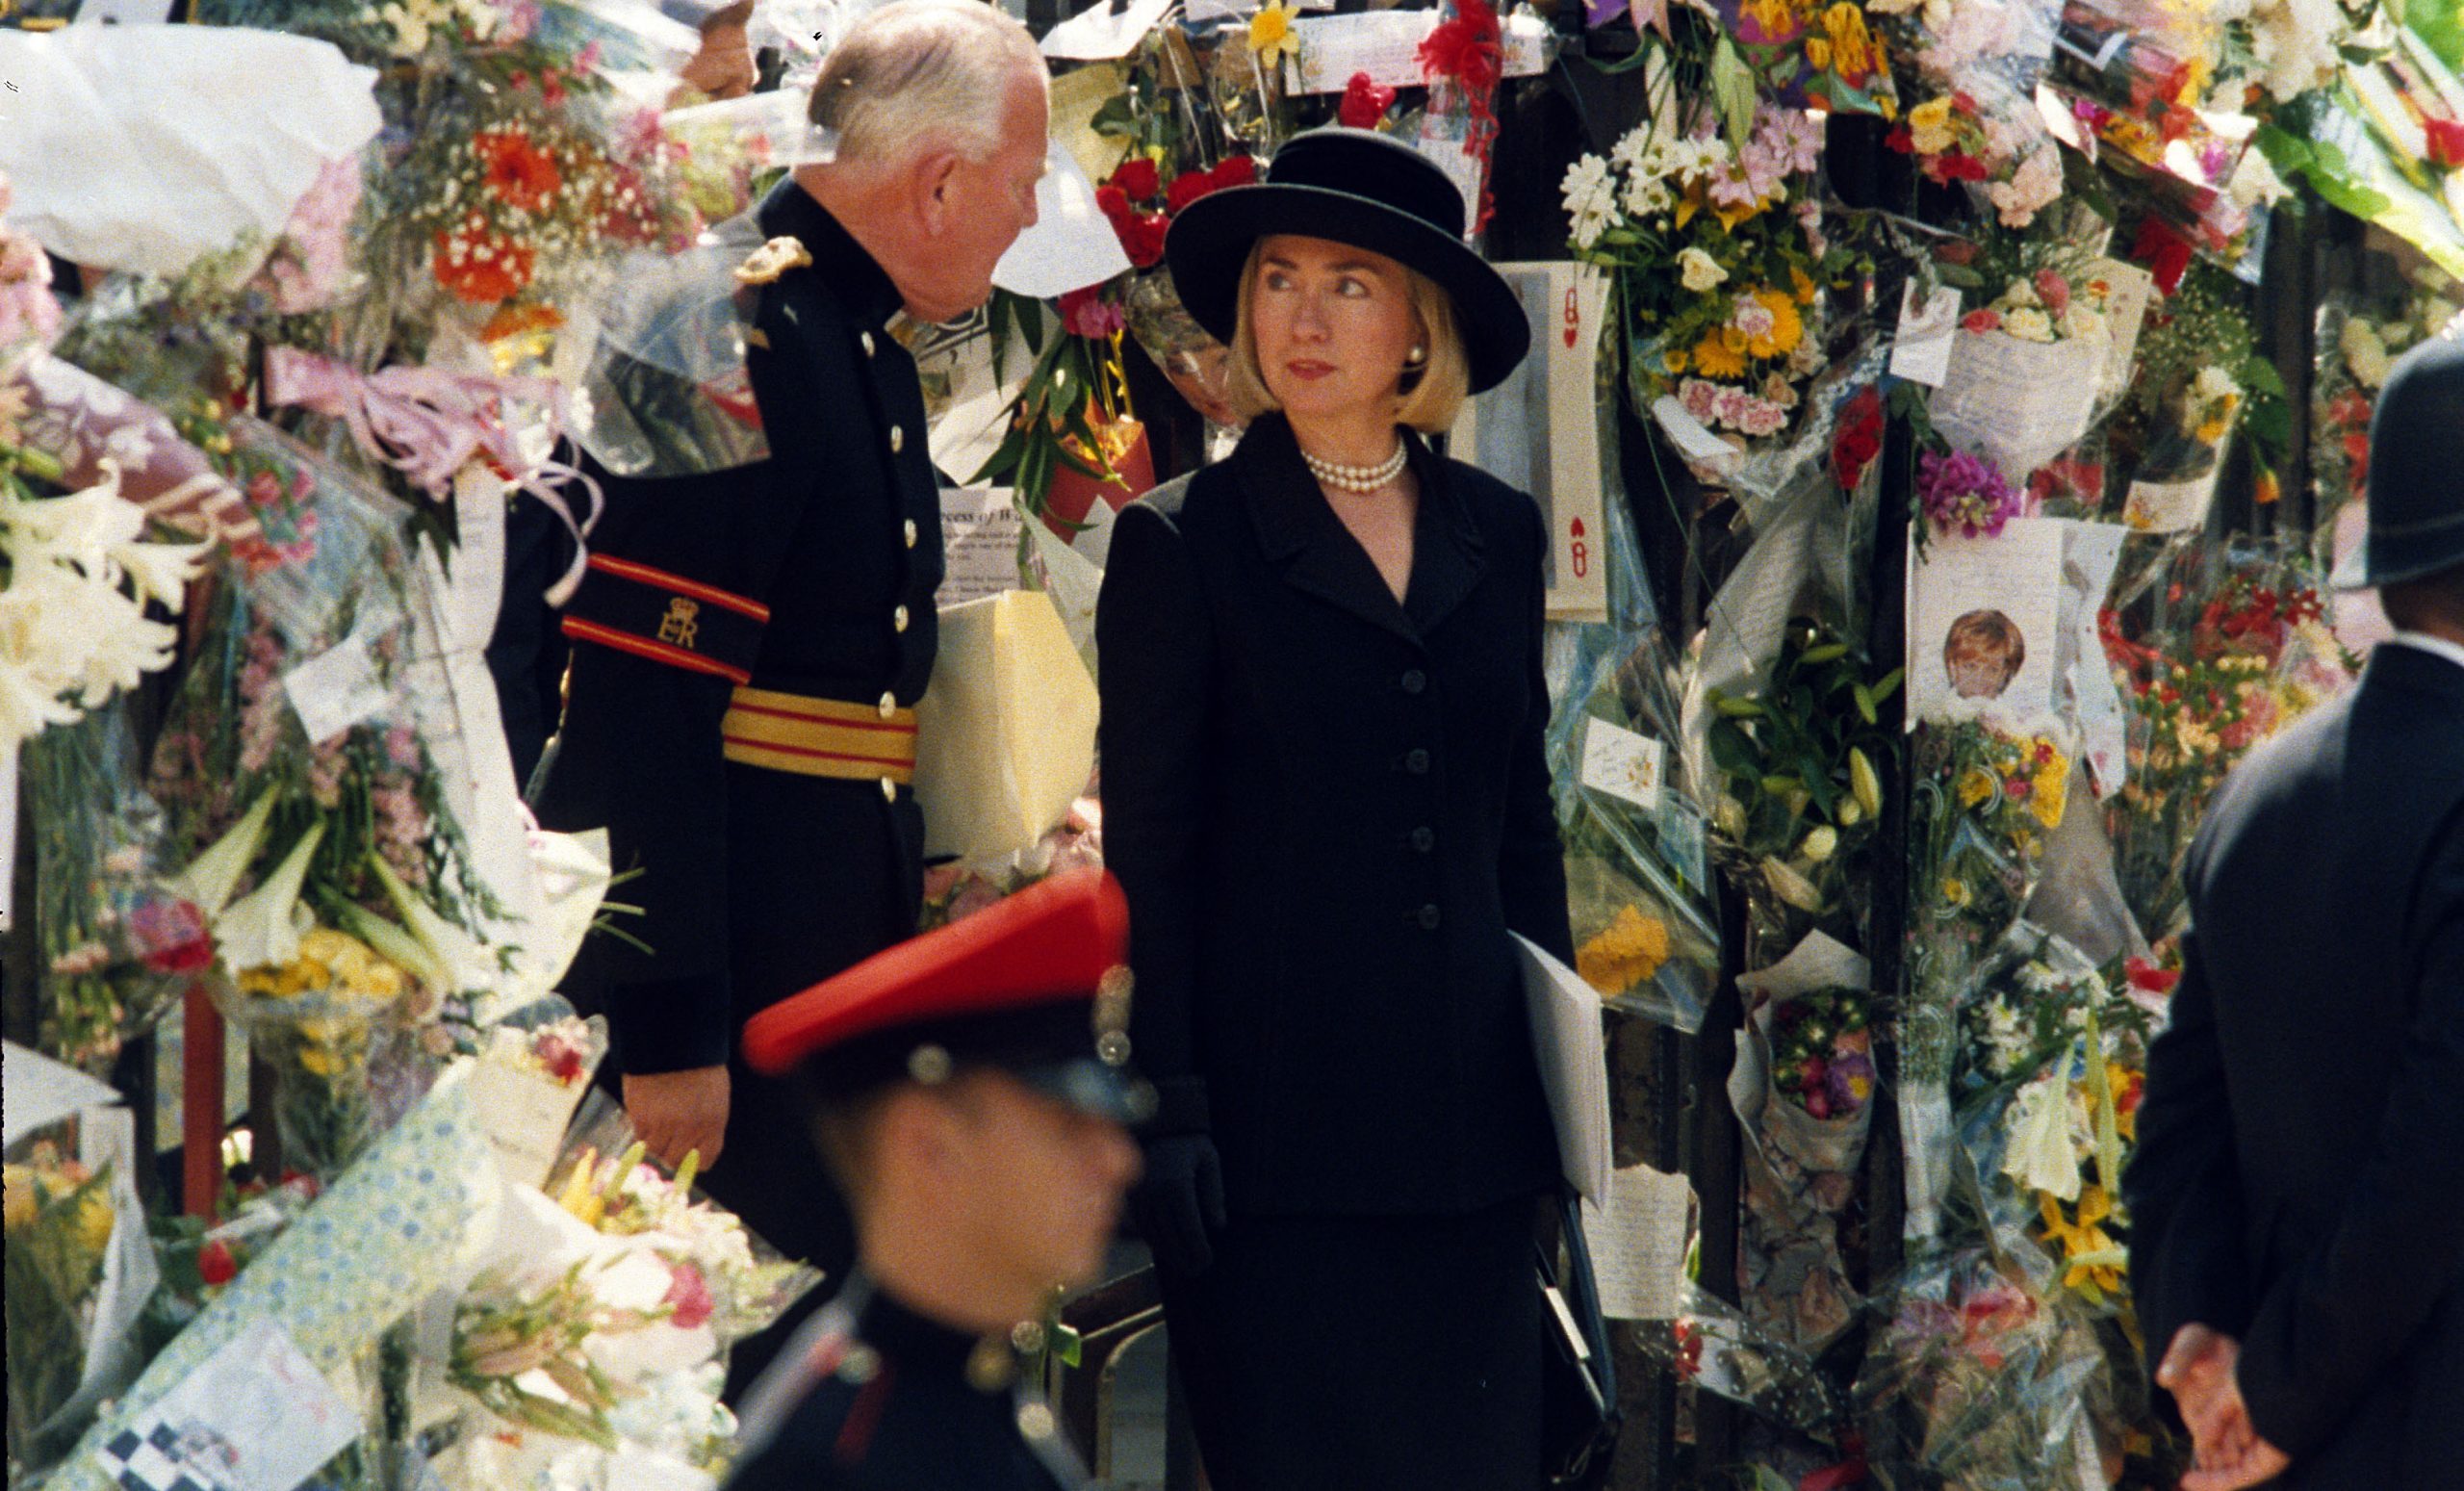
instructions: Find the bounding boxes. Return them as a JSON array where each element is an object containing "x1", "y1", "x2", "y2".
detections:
[
  {"x1": 1825, "y1": 1050, "x2": 1876, "y2": 1113},
  {"x1": 1917, "y1": 448, "x2": 2023, "y2": 539}
]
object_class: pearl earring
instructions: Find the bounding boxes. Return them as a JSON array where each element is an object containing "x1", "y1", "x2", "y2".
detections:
[{"x1": 1405, "y1": 345, "x2": 1427, "y2": 367}]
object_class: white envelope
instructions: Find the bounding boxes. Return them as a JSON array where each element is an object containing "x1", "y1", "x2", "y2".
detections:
[{"x1": 1513, "y1": 934, "x2": 1613, "y2": 1202}]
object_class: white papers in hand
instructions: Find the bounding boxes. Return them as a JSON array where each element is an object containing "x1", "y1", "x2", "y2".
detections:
[{"x1": 1513, "y1": 933, "x2": 1612, "y2": 1202}]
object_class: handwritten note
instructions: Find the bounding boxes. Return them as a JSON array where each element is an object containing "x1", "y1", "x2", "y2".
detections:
[
  {"x1": 1581, "y1": 1165, "x2": 1693, "y2": 1322},
  {"x1": 282, "y1": 635, "x2": 390, "y2": 745},
  {"x1": 1888, "y1": 281, "x2": 1964, "y2": 388},
  {"x1": 93, "y1": 1322, "x2": 362, "y2": 1491},
  {"x1": 1580, "y1": 717, "x2": 1665, "y2": 812}
]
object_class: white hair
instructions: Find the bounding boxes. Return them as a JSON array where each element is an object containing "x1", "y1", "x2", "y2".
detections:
[{"x1": 808, "y1": 0, "x2": 1045, "y2": 170}]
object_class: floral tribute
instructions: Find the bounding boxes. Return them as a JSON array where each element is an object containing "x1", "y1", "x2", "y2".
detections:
[
  {"x1": 1711, "y1": 0, "x2": 1900, "y2": 116},
  {"x1": 1564, "y1": 98, "x2": 1851, "y2": 449}
]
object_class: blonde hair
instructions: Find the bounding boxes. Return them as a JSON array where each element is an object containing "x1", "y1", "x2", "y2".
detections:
[
  {"x1": 1222, "y1": 243, "x2": 1472, "y2": 434},
  {"x1": 808, "y1": 0, "x2": 1044, "y2": 170}
]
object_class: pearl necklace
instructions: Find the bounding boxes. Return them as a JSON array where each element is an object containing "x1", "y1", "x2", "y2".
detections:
[{"x1": 1300, "y1": 439, "x2": 1409, "y2": 494}]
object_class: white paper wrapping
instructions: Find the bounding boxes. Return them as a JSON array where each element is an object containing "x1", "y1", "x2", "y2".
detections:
[
  {"x1": 912, "y1": 590, "x2": 1098, "y2": 861},
  {"x1": 0, "y1": 26, "x2": 381, "y2": 277}
]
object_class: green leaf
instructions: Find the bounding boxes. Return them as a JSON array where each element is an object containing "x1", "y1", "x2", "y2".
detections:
[
  {"x1": 1710, "y1": 37, "x2": 1758, "y2": 154},
  {"x1": 1708, "y1": 718, "x2": 1758, "y2": 776},
  {"x1": 1934, "y1": 262, "x2": 1986, "y2": 290},
  {"x1": 1871, "y1": 667, "x2": 1906, "y2": 703},
  {"x1": 1853, "y1": 682, "x2": 1877, "y2": 725},
  {"x1": 2238, "y1": 354, "x2": 2287, "y2": 398}
]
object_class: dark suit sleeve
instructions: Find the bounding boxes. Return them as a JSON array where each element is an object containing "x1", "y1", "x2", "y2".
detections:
[
  {"x1": 2236, "y1": 813, "x2": 2464, "y2": 1457},
  {"x1": 1499, "y1": 498, "x2": 1574, "y2": 964},
  {"x1": 540, "y1": 304, "x2": 816, "y2": 1077},
  {"x1": 1096, "y1": 501, "x2": 1216, "y2": 1135},
  {"x1": 2122, "y1": 926, "x2": 2253, "y2": 1368}
]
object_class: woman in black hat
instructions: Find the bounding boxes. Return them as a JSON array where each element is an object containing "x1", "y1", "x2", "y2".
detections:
[{"x1": 1095, "y1": 127, "x2": 1574, "y2": 1488}]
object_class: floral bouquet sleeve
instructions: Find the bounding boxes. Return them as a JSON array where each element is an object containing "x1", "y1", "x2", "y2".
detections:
[{"x1": 148, "y1": 421, "x2": 507, "y2": 1178}]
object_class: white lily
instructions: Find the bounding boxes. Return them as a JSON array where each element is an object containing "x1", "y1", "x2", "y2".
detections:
[
  {"x1": 2000, "y1": 1070, "x2": 2083, "y2": 1202},
  {"x1": 2, "y1": 460, "x2": 142, "y2": 578},
  {"x1": 1760, "y1": 856, "x2": 1824, "y2": 913},
  {"x1": 161, "y1": 787, "x2": 278, "y2": 916},
  {"x1": 216, "y1": 820, "x2": 327, "y2": 973},
  {"x1": 370, "y1": 853, "x2": 483, "y2": 995},
  {"x1": 0, "y1": 652, "x2": 77, "y2": 749},
  {"x1": 68, "y1": 584, "x2": 178, "y2": 705},
  {"x1": 110, "y1": 533, "x2": 210, "y2": 613},
  {"x1": 333, "y1": 900, "x2": 445, "y2": 991}
]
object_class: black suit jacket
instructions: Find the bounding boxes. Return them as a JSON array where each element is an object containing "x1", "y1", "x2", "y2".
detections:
[
  {"x1": 2126, "y1": 641, "x2": 2464, "y2": 1487},
  {"x1": 1095, "y1": 414, "x2": 1571, "y2": 1219}
]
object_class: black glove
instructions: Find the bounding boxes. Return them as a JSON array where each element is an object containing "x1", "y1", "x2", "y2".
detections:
[{"x1": 1133, "y1": 1133, "x2": 1226, "y2": 1277}]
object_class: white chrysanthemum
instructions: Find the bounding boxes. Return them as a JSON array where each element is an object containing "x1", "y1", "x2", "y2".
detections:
[
  {"x1": 2193, "y1": 365, "x2": 2241, "y2": 404},
  {"x1": 1560, "y1": 156, "x2": 1617, "y2": 250}
]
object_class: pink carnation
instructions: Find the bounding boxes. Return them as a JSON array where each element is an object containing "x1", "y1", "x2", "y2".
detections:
[{"x1": 663, "y1": 1262, "x2": 714, "y2": 1330}]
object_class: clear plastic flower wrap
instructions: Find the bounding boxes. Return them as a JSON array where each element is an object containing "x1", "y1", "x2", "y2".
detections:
[
  {"x1": 569, "y1": 216, "x2": 772, "y2": 478},
  {"x1": 1630, "y1": 1283, "x2": 1849, "y2": 1441},
  {"x1": 146, "y1": 421, "x2": 508, "y2": 1173},
  {"x1": 26, "y1": 704, "x2": 218, "y2": 1077},
  {"x1": 1544, "y1": 439, "x2": 1720, "y2": 1033},
  {"x1": 1853, "y1": 1240, "x2": 2113, "y2": 1491},
  {"x1": 4, "y1": 1116, "x2": 159, "y2": 1477}
]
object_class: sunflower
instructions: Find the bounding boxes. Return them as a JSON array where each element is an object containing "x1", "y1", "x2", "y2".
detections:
[{"x1": 1692, "y1": 332, "x2": 1748, "y2": 380}]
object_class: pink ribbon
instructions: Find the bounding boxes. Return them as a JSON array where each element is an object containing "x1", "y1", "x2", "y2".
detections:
[{"x1": 263, "y1": 347, "x2": 602, "y2": 604}]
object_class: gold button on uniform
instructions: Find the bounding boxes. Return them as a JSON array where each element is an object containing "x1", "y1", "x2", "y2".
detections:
[
  {"x1": 904, "y1": 519, "x2": 919, "y2": 549},
  {"x1": 878, "y1": 690, "x2": 898, "y2": 718},
  {"x1": 893, "y1": 604, "x2": 910, "y2": 632},
  {"x1": 889, "y1": 425, "x2": 905, "y2": 453},
  {"x1": 860, "y1": 330, "x2": 876, "y2": 357},
  {"x1": 881, "y1": 777, "x2": 898, "y2": 802}
]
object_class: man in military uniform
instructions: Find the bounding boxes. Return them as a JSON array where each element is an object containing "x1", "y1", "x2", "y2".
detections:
[
  {"x1": 724, "y1": 869, "x2": 1146, "y2": 1491},
  {"x1": 533, "y1": 0, "x2": 1050, "y2": 1382}
]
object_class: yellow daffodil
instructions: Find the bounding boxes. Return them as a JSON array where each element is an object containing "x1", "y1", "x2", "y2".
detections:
[
  {"x1": 1247, "y1": 0, "x2": 1299, "y2": 67},
  {"x1": 1577, "y1": 905, "x2": 1671, "y2": 995}
]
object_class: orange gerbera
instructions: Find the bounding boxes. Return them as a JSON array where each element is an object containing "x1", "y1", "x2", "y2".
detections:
[{"x1": 475, "y1": 129, "x2": 561, "y2": 214}]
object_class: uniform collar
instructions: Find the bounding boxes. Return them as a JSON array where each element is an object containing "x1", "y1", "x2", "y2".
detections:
[
  {"x1": 1234, "y1": 413, "x2": 1488, "y2": 644},
  {"x1": 756, "y1": 179, "x2": 903, "y2": 330},
  {"x1": 856, "y1": 1276, "x2": 1020, "y2": 1392}
]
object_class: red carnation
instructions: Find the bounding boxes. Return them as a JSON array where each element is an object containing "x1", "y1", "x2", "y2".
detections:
[
  {"x1": 1109, "y1": 156, "x2": 1161, "y2": 202},
  {"x1": 1118, "y1": 212, "x2": 1168, "y2": 269},
  {"x1": 1831, "y1": 385, "x2": 1883, "y2": 493},
  {"x1": 1340, "y1": 71, "x2": 1397, "y2": 130},
  {"x1": 2131, "y1": 217, "x2": 2194, "y2": 296},
  {"x1": 1885, "y1": 125, "x2": 1914, "y2": 154},
  {"x1": 1094, "y1": 184, "x2": 1132, "y2": 223},
  {"x1": 1211, "y1": 156, "x2": 1258, "y2": 188},
  {"x1": 1417, "y1": 0, "x2": 1502, "y2": 95},
  {"x1": 1932, "y1": 153, "x2": 1989, "y2": 183},
  {"x1": 2427, "y1": 117, "x2": 2464, "y2": 170},
  {"x1": 1165, "y1": 169, "x2": 1217, "y2": 216},
  {"x1": 199, "y1": 1240, "x2": 239, "y2": 1288}
]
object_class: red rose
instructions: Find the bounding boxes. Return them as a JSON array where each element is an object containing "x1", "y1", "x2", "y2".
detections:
[
  {"x1": 1093, "y1": 184, "x2": 1132, "y2": 223},
  {"x1": 1109, "y1": 156, "x2": 1161, "y2": 202},
  {"x1": 1885, "y1": 126, "x2": 1914, "y2": 154},
  {"x1": 199, "y1": 1240, "x2": 238, "y2": 1288},
  {"x1": 1962, "y1": 308, "x2": 2002, "y2": 334},
  {"x1": 1211, "y1": 156, "x2": 1258, "y2": 189},
  {"x1": 1339, "y1": 71, "x2": 1397, "y2": 130},
  {"x1": 1165, "y1": 169, "x2": 1216, "y2": 216},
  {"x1": 1935, "y1": 239, "x2": 1978, "y2": 267},
  {"x1": 1934, "y1": 152, "x2": 1989, "y2": 183}
]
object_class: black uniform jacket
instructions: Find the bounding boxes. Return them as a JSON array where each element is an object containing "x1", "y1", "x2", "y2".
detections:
[
  {"x1": 2126, "y1": 640, "x2": 2464, "y2": 1488},
  {"x1": 537, "y1": 181, "x2": 941, "y2": 1076},
  {"x1": 1095, "y1": 414, "x2": 1571, "y2": 1219},
  {"x1": 724, "y1": 1278, "x2": 1084, "y2": 1491}
]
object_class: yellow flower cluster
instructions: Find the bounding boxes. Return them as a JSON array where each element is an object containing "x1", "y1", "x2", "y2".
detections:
[
  {"x1": 2031, "y1": 752, "x2": 2069, "y2": 830},
  {"x1": 2, "y1": 1149, "x2": 114, "y2": 1254},
  {"x1": 1576, "y1": 904, "x2": 1672, "y2": 996},
  {"x1": 1804, "y1": 3, "x2": 1875, "y2": 78},
  {"x1": 237, "y1": 928, "x2": 410, "y2": 1005}
]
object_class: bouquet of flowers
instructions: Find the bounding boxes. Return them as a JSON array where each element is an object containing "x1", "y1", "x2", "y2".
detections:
[
  {"x1": 1926, "y1": 247, "x2": 2118, "y2": 479},
  {"x1": 1886, "y1": 85, "x2": 2066, "y2": 228},
  {"x1": 2101, "y1": 553, "x2": 2343, "y2": 939},
  {"x1": 1563, "y1": 99, "x2": 1852, "y2": 453},
  {"x1": 25, "y1": 706, "x2": 216, "y2": 1076},
  {"x1": 2119, "y1": 365, "x2": 2243, "y2": 533},
  {"x1": 919, "y1": 789, "x2": 1105, "y2": 933},
  {"x1": 5, "y1": 1144, "x2": 123, "y2": 1464},
  {"x1": 2310, "y1": 284, "x2": 2461, "y2": 530},
  {"x1": 146, "y1": 424, "x2": 508, "y2": 1174},
  {"x1": 1855, "y1": 1243, "x2": 2116, "y2": 1491},
  {"x1": 1709, "y1": 0, "x2": 1899, "y2": 116},
  {"x1": 1702, "y1": 616, "x2": 1900, "y2": 958}
]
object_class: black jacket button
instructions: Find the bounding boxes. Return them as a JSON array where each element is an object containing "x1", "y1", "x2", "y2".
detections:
[
  {"x1": 1400, "y1": 668, "x2": 1427, "y2": 695},
  {"x1": 1404, "y1": 748, "x2": 1430, "y2": 775},
  {"x1": 1409, "y1": 827, "x2": 1435, "y2": 853},
  {"x1": 1415, "y1": 904, "x2": 1442, "y2": 931}
]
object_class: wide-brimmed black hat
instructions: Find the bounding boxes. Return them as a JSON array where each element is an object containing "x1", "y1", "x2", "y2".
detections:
[
  {"x1": 1165, "y1": 127, "x2": 1530, "y2": 395},
  {"x1": 2333, "y1": 329, "x2": 2464, "y2": 590}
]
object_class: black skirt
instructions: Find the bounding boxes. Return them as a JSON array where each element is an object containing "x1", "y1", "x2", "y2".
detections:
[{"x1": 1158, "y1": 1193, "x2": 1552, "y2": 1491}]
